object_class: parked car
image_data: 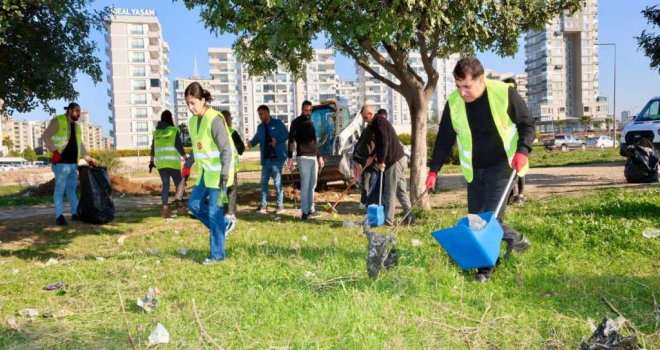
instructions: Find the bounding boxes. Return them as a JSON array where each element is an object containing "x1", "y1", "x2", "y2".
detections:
[
  {"x1": 620, "y1": 96, "x2": 660, "y2": 156},
  {"x1": 544, "y1": 134, "x2": 586, "y2": 151},
  {"x1": 586, "y1": 135, "x2": 619, "y2": 149}
]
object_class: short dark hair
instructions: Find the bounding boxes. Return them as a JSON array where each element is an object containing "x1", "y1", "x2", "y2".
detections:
[
  {"x1": 160, "y1": 110, "x2": 174, "y2": 126},
  {"x1": 64, "y1": 102, "x2": 80, "y2": 111},
  {"x1": 302, "y1": 100, "x2": 312, "y2": 108},
  {"x1": 453, "y1": 57, "x2": 484, "y2": 80},
  {"x1": 377, "y1": 109, "x2": 387, "y2": 117},
  {"x1": 184, "y1": 82, "x2": 212, "y2": 102},
  {"x1": 502, "y1": 77, "x2": 517, "y2": 89},
  {"x1": 257, "y1": 105, "x2": 270, "y2": 113}
]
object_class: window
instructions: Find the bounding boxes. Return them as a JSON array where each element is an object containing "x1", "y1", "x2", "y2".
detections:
[
  {"x1": 131, "y1": 80, "x2": 147, "y2": 91},
  {"x1": 134, "y1": 122, "x2": 149, "y2": 132},
  {"x1": 130, "y1": 38, "x2": 144, "y2": 49},
  {"x1": 129, "y1": 24, "x2": 144, "y2": 35},
  {"x1": 584, "y1": 106, "x2": 590, "y2": 112},
  {"x1": 131, "y1": 52, "x2": 145, "y2": 63},
  {"x1": 150, "y1": 79, "x2": 160, "y2": 88},
  {"x1": 131, "y1": 94, "x2": 147, "y2": 105},
  {"x1": 131, "y1": 66, "x2": 146, "y2": 77},
  {"x1": 133, "y1": 108, "x2": 148, "y2": 118},
  {"x1": 134, "y1": 135, "x2": 149, "y2": 147}
]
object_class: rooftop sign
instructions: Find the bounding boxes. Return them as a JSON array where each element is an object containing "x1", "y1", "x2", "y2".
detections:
[{"x1": 111, "y1": 8, "x2": 156, "y2": 17}]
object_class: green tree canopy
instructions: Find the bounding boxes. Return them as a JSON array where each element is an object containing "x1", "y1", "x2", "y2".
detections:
[
  {"x1": 0, "y1": 0, "x2": 106, "y2": 114},
  {"x1": 182, "y1": 0, "x2": 582, "y2": 206},
  {"x1": 21, "y1": 147, "x2": 37, "y2": 161},
  {"x1": 637, "y1": 5, "x2": 660, "y2": 73}
]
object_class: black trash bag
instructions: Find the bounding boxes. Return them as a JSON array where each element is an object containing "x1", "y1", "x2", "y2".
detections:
[
  {"x1": 624, "y1": 138, "x2": 659, "y2": 183},
  {"x1": 580, "y1": 317, "x2": 640, "y2": 350},
  {"x1": 77, "y1": 166, "x2": 114, "y2": 224},
  {"x1": 365, "y1": 228, "x2": 398, "y2": 278}
]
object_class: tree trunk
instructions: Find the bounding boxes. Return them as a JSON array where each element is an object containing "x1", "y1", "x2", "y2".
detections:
[{"x1": 406, "y1": 90, "x2": 432, "y2": 210}]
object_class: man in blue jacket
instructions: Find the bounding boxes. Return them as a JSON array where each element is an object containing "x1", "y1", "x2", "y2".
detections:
[{"x1": 247, "y1": 105, "x2": 289, "y2": 214}]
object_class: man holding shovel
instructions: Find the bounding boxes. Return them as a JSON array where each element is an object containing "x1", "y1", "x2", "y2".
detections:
[{"x1": 426, "y1": 57, "x2": 534, "y2": 282}]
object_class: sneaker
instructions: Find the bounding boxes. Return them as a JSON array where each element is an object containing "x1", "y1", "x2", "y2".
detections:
[
  {"x1": 475, "y1": 267, "x2": 494, "y2": 283},
  {"x1": 225, "y1": 216, "x2": 236, "y2": 236},
  {"x1": 301, "y1": 213, "x2": 309, "y2": 222},
  {"x1": 71, "y1": 214, "x2": 80, "y2": 221},
  {"x1": 308, "y1": 210, "x2": 321, "y2": 218},
  {"x1": 275, "y1": 206, "x2": 285, "y2": 215},
  {"x1": 161, "y1": 207, "x2": 171, "y2": 219},
  {"x1": 55, "y1": 215, "x2": 68, "y2": 226},
  {"x1": 201, "y1": 258, "x2": 222, "y2": 265},
  {"x1": 256, "y1": 205, "x2": 268, "y2": 214},
  {"x1": 513, "y1": 195, "x2": 525, "y2": 205}
]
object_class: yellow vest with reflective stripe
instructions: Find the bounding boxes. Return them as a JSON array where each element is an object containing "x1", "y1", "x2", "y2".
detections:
[
  {"x1": 448, "y1": 79, "x2": 520, "y2": 183},
  {"x1": 188, "y1": 108, "x2": 236, "y2": 190},
  {"x1": 48, "y1": 115, "x2": 82, "y2": 160},
  {"x1": 153, "y1": 126, "x2": 181, "y2": 170}
]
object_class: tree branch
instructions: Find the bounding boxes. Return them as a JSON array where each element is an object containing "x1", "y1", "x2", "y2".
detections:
[
  {"x1": 359, "y1": 39, "x2": 399, "y2": 77},
  {"x1": 339, "y1": 42, "x2": 401, "y2": 92}
]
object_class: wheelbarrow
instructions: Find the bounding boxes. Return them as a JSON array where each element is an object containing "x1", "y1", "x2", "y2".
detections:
[{"x1": 431, "y1": 170, "x2": 517, "y2": 269}]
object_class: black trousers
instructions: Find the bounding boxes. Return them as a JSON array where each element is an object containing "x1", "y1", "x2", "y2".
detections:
[
  {"x1": 225, "y1": 173, "x2": 238, "y2": 216},
  {"x1": 467, "y1": 163, "x2": 524, "y2": 249}
]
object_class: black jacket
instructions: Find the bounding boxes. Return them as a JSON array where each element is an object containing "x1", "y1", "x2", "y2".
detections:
[{"x1": 369, "y1": 114, "x2": 405, "y2": 168}]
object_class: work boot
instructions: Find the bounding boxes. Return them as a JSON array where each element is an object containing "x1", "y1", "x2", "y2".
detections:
[
  {"x1": 161, "y1": 207, "x2": 171, "y2": 219},
  {"x1": 55, "y1": 215, "x2": 68, "y2": 226},
  {"x1": 475, "y1": 266, "x2": 494, "y2": 283}
]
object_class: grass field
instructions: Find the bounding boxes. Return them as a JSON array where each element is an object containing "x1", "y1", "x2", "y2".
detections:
[{"x1": 0, "y1": 185, "x2": 658, "y2": 349}]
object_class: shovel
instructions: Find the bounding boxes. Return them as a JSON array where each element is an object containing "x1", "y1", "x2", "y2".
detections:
[{"x1": 431, "y1": 170, "x2": 517, "y2": 269}]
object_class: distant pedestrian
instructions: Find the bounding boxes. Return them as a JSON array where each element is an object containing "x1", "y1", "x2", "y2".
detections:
[
  {"x1": 181, "y1": 82, "x2": 236, "y2": 264},
  {"x1": 220, "y1": 110, "x2": 245, "y2": 234},
  {"x1": 287, "y1": 100, "x2": 324, "y2": 221},
  {"x1": 42, "y1": 102, "x2": 96, "y2": 226},
  {"x1": 150, "y1": 110, "x2": 187, "y2": 218},
  {"x1": 247, "y1": 105, "x2": 289, "y2": 214}
]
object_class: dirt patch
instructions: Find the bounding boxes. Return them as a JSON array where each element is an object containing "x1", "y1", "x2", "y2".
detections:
[{"x1": 31, "y1": 175, "x2": 161, "y2": 197}]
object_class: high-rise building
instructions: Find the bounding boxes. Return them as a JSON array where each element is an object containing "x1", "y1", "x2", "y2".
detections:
[
  {"x1": 336, "y1": 79, "x2": 359, "y2": 115},
  {"x1": 30, "y1": 120, "x2": 49, "y2": 153},
  {"x1": 357, "y1": 53, "x2": 459, "y2": 134},
  {"x1": 208, "y1": 48, "x2": 241, "y2": 129},
  {"x1": 1, "y1": 116, "x2": 33, "y2": 153},
  {"x1": 524, "y1": 0, "x2": 607, "y2": 132},
  {"x1": 484, "y1": 69, "x2": 528, "y2": 103},
  {"x1": 296, "y1": 49, "x2": 337, "y2": 112},
  {"x1": 105, "y1": 7, "x2": 171, "y2": 149}
]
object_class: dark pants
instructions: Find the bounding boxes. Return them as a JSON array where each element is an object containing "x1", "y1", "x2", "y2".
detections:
[
  {"x1": 158, "y1": 168, "x2": 182, "y2": 206},
  {"x1": 360, "y1": 168, "x2": 376, "y2": 205},
  {"x1": 225, "y1": 173, "x2": 237, "y2": 216},
  {"x1": 467, "y1": 163, "x2": 524, "y2": 251}
]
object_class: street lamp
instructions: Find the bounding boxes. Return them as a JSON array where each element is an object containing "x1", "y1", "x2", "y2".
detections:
[{"x1": 596, "y1": 42, "x2": 616, "y2": 148}]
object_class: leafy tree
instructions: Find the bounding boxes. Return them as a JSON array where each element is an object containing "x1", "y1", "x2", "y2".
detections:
[
  {"x1": 21, "y1": 147, "x2": 37, "y2": 161},
  {"x1": 182, "y1": 0, "x2": 582, "y2": 206},
  {"x1": 2, "y1": 136, "x2": 13, "y2": 150},
  {"x1": 636, "y1": 5, "x2": 660, "y2": 73},
  {"x1": 0, "y1": 1, "x2": 107, "y2": 114},
  {"x1": 95, "y1": 149, "x2": 121, "y2": 173},
  {"x1": 580, "y1": 115, "x2": 593, "y2": 132}
]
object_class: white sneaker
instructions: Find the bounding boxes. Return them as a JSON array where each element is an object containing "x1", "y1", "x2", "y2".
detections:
[{"x1": 225, "y1": 216, "x2": 236, "y2": 237}]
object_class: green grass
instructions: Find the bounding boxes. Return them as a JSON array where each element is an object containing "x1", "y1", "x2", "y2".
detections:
[
  {"x1": 0, "y1": 185, "x2": 53, "y2": 207},
  {"x1": 529, "y1": 146, "x2": 624, "y2": 168},
  {"x1": 0, "y1": 186, "x2": 658, "y2": 349}
]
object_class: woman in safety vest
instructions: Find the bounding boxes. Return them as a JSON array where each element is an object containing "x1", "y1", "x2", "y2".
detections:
[
  {"x1": 181, "y1": 82, "x2": 236, "y2": 264},
  {"x1": 149, "y1": 110, "x2": 187, "y2": 218}
]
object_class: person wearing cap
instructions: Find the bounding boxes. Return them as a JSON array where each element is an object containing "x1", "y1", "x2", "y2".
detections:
[
  {"x1": 42, "y1": 102, "x2": 96, "y2": 226},
  {"x1": 426, "y1": 57, "x2": 534, "y2": 282}
]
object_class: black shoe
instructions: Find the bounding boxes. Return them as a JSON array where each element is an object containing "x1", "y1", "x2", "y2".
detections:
[
  {"x1": 56, "y1": 215, "x2": 68, "y2": 226},
  {"x1": 475, "y1": 266, "x2": 494, "y2": 283},
  {"x1": 511, "y1": 236, "x2": 531, "y2": 253},
  {"x1": 308, "y1": 210, "x2": 321, "y2": 218},
  {"x1": 302, "y1": 213, "x2": 309, "y2": 221},
  {"x1": 71, "y1": 214, "x2": 80, "y2": 221},
  {"x1": 513, "y1": 195, "x2": 525, "y2": 205}
]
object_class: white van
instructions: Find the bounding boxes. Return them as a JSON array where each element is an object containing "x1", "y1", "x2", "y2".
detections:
[{"x1": 620, "y1": 96, "x2": 660, "y2": 155}]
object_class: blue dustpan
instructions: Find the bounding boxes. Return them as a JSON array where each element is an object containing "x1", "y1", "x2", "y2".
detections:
[
  {"x1": 366, "y1": 170, "x2": 385, "y2": 227},
  {"x1": 431, "y1": 170, "x2": 517, "y2": 269}
]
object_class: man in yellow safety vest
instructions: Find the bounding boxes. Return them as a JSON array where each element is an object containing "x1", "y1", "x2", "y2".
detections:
[{"x1": 426, "y1": 57, "x2": 534, "y2": 282}]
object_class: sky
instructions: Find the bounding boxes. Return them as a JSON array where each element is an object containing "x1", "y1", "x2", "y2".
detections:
[{"x1": 13, "y1": 0, "x2": 660, "y2": 135}]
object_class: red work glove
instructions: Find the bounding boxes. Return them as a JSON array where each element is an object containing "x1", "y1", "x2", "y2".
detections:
[
  {"x1": 51, "y1": 150, "x2": 61, "y2": 164},
  {"x1": 511, "y1": 152, "x2": 528, "y2": 175},
  {"x1": 425, "y1": 171, "x2": 437, "y2": 190},
  {"x1": 181, "y1": 167, "x2": 191, "y2": 178}
]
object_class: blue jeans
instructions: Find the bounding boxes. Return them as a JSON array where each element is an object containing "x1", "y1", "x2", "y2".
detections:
[
  {"x1": 188, "y1": 175, "x2": 226, "y2": 260},
  {"x1": 260, "y1": 158, "x2": 284, "y2": 208},
  {"x1": 52, "y1": 163, "x2": 78, "y2": 218}
]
